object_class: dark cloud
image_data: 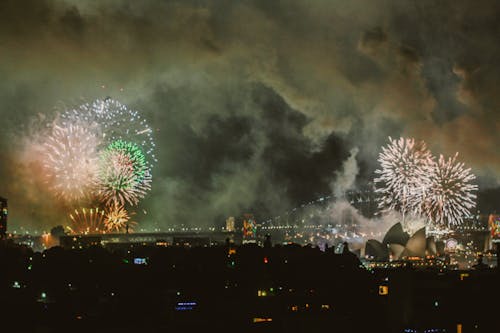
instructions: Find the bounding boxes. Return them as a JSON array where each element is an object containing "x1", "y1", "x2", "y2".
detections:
[{"x1": 0, "y1": 0, "x2": 498, "y2": 229}]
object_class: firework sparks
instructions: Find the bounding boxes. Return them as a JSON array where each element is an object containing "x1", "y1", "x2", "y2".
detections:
[
  {"x1": 62, "y1": 98, "x2": 157, "y2": 169},
  {"x1": 68, "y1": 207, "x2": 106, "y2": 234},
  {"x1": 374, "y1": 137, "x2": 478, "y2": 228},
  {"x1": 104, "y1": 204, "x2": 135, "y2": 232},
  {"x1": 97, "y1": 140, "x2": 152, "y2": 206},
  {"x1": 374, "y1": 137, "x2": 434, "y2": 219},
  {"x1": 20, "y1": 98, "x2": 156, "y2": 233},
  {"x1": 42, "y1": 122, "x2": 100, "y2": 202},
  {"x1": 425, "y1": 153, "x2": 478, "y2": 226},
  {"x1": 36, "y1": 98, "x2": 155, "y2": 233}
]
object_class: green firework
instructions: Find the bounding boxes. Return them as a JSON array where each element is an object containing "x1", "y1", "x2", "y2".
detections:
[
  {"x1": 105, "y1": 140, "x2": 147, "y2": 182},
  {"x1": 97, "y1": 139, "x2": 152, "y2": 206}
]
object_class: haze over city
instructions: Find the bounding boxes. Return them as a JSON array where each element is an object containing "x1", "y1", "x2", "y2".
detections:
[{"x1": 0, "y1": 0, "x2": 498, "y2": 232}]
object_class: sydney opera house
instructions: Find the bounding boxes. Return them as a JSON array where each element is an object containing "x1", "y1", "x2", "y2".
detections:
[{"x1": 364, "y1": 223, "x2": 446, "y2": 262}]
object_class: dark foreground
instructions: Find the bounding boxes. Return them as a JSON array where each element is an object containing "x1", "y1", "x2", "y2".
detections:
[{"x1": 1, "y1": 240, "x2": 497, "y2": 333}]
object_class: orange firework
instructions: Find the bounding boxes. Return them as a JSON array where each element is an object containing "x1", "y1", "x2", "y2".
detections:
[
  {"x1": 68, "y1": 207, "x2": 106, "y2": 234},
  {"x1": 104, "y1": 204, "x2": 136, "y2": 233}
]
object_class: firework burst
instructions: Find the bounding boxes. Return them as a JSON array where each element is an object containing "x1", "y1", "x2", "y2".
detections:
[
  {"x1": 42, "y1": 122, "x2": 100, "y2": 202},
  {"x1": 425, "y1": 153, "x2": 478, "y2": 226},
  {"x1": 97, "y1": 140, "x2": 152, "y2": 206},
  {"x1": 104, "y1": 204, "x2": 135, "y2": 232},
  {"x1": 29, "y1": 98, "x2": 155, "y2": 231},
  {"x1": 374, "y1": 137, "x2": 435, "y2": 218},
  {"x1": 62, "y1": 98, "x2": 156, "y2": 169},
  {"x1": 68, "y1": 207, "x2": 106, "y2": 234}
]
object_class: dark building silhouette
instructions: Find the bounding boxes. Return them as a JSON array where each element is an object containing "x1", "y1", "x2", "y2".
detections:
[
  {"x1": 264, "y1": 234, "x2": 272, "y2": 248},
  {"x1": 0, "y1": 197, "x2": 7, "y2": 238},
  {"x1": 0, "y1": 236, "x2": 498, "y2": 333}
]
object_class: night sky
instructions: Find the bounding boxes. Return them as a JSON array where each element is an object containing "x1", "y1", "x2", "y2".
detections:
[{"x1": 0, "y1": 0, "x2": 498, "y2": 230}]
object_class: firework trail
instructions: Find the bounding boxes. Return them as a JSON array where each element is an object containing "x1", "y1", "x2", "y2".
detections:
[
  {"x1": 374, "y1": 137, "x2": 434, "y2": 220},
  {"x1": 42, "y1": 122, "x2": 100, "y2": 202},
  {"x1": 68, "y1": 207, "x2": 106, "y2": 234},
  {"x1": 425, "y1": 153, "x2": 478, "y2": 226}
]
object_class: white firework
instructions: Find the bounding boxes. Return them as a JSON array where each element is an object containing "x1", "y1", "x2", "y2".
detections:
[
  {"x1": 58, "y1": 98, "x2": 155, "y2": 208},
  {"x1": 62, "y1": 98, "x2": 156, "y2": 171},
  {"x1": 425, "y1": 153, "x2": 478, "y2": 226},
  {"x1": 42, "y1": 122, "x2": 100, "y2": 202},
  {"x1": 374, "y1": 137, "x2": 435, "y2": 219}
]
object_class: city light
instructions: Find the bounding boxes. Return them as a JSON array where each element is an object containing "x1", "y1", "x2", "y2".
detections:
[{"x1": 253, "y1": 318, "x2": 273, "y2": 323}]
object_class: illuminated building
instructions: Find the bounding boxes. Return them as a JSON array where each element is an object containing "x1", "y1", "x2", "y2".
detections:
[
  {"x1": 400, "y1": 228, "x2": 426, "y2": 258},
  {"x1": 0, "y1": 197, "x2": 7, "y2": 237},
  {"x1": 383, "y1": 223, "x2": 410, "y2": 247},
  {"x1": 226, "y1": 216, "x2": 235, "y2": 232}
]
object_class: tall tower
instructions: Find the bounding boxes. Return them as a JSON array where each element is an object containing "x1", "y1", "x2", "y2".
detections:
[{"x1": 0, "y1": 197, "x2": 7, "y2": 237}]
